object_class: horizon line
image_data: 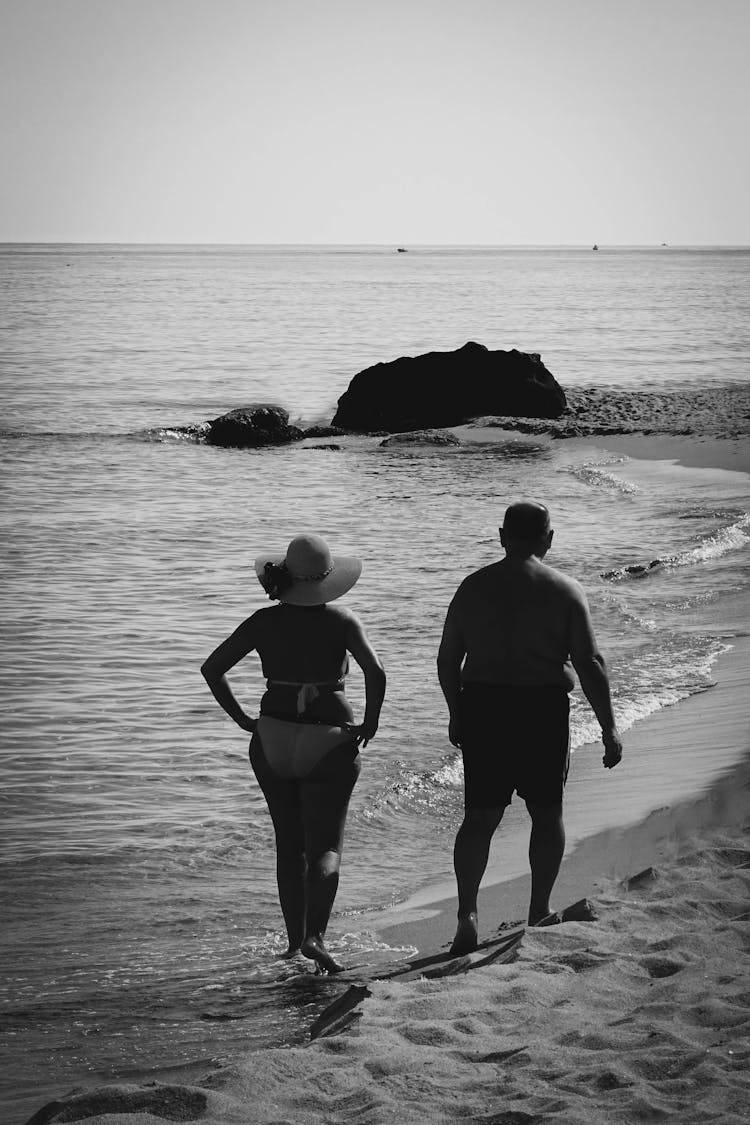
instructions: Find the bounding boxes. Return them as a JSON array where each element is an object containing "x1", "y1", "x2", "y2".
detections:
[{"x1": 2, "y1": 241, "x2": 749, "y2": 249}]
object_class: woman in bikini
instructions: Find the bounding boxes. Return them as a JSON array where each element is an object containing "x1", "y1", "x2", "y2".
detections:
[{"x1": 201, "y1": 533, "x2": 386, "y2": 973}]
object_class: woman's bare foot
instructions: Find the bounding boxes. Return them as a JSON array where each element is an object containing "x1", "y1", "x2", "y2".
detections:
[
  {"x1": 301, "y1": 934, "x2": 344, "y2": 973},
  {"x1": 276, "y1": 946, "x2": 303, "y2": 960},
  {"x1": 450, "y1": 912, "x2": 478, "y2": 955}
]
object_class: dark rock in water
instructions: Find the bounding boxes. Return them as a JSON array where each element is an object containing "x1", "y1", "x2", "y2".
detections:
[
  {"x1": 206, "y1": 404, "x2": 303, "y2": 448},
  {"x1": 379, "y1": 428, "x2": 461, "y2": 447},
  {"x1": 601, "y1": 559, "x2": 664, "y2": 580},
  {"x1": 331, "y1": 341, "x2": 566, "y2": 432},
  {"x1": 304, "y1": 443, "x2": 341, "y2": 451},
  {"x1": 302, "y1": 424, "x2": 346, "y2": 439}
]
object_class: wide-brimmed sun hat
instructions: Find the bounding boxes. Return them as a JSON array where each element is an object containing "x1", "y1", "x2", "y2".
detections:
[{"x1": 254, "y1": 533, "x2": 362, "y2": 605}]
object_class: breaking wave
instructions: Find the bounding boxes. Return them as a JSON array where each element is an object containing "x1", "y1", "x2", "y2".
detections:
[
  {"x1": 146, "y1": 423, "x2": 210, "y2": 443},
  {"x1": 601, "y1": 513, "x2": 750, "y2": 581},
  {"x1": 566, "y1": 459, "x2": 639, "y2": 494},
  {"x1": 363, "y1": 635, "x2": 729, "y2": 819}
]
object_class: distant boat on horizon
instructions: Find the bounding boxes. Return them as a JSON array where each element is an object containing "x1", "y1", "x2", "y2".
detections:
[
  {"x1": 396, "y1": 247, "x2": 408, "y2": 253},
  {"x1": 592, "y1": 244, "x2": 599, "y2": 251}
]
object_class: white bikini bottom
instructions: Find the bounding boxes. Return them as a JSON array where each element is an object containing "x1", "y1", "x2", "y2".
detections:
[{"x1": 255, "y1": 716, "x2": 355, "y2": 779}]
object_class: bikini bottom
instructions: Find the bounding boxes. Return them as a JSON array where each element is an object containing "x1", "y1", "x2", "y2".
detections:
[{"x1": 253, "y1": 715, "x2": 357, "y2": 780}]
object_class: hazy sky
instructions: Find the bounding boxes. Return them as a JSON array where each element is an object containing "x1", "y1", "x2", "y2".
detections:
[{"x1": 1, "y1": 0, "x2": 748, "y2": 243}]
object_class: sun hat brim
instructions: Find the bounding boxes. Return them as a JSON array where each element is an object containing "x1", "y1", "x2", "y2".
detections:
[{"x1": 254, "y1": 552, "x2": 362, "y2": 605}]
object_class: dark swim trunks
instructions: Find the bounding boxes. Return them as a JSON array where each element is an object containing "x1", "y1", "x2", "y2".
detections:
[{"x1": 459, "y1": 683, "x2": 570, "y2": 809}]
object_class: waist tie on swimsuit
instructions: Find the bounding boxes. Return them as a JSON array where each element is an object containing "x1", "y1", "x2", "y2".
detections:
[{"x1": 268, "y1": 679, "x2": 345, "y2": 716}]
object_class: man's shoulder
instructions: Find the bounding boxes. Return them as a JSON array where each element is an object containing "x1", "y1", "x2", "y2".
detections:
[
  {"x1": 454, "y1": 562, "x2": 503, "y2": 595},
  {"x1": 537, "y1": 562, "x2": 587, "y2": 600},
  {"x1": 450, "y1": 560, "x2": 587, "y2": 605}
]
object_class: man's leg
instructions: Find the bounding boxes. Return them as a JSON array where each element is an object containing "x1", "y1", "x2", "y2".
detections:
[
  {"x1": 451, "y1": 805, "x2": 505, "y2": 954},
  {"x1": 526, "y1": 801, "x2": 565, "y2": 925}
]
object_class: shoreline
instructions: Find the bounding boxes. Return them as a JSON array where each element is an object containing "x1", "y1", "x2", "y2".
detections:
[
  {"x1": 368, "y1": 636, "x2": 750, "y2": 956},
  {"x1": 576, "y1": 431, "x2": 750, "y2": 475},
  {"x1": 448, "y1": 425, "x2": 750, "y2": 477},
  {"x1": 19, "y1": 430, "x2": 750, "y2": 1125}
]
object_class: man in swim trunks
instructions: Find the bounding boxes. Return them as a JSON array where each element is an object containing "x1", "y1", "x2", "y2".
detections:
[{"x1": 437, "y1": 501, "x2": 623, "y2": 953}]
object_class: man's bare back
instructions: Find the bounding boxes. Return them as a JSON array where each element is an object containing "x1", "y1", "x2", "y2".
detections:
[
  {"x1": 441, "y1": 555, "x2": 598, "y2": 691},
  {"x1": 437, "y1": 500, "x2": 623, "y2": 947}
]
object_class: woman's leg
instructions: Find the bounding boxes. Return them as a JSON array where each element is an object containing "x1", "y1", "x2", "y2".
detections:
[
  {"x1": 299, "y1": 748, "x2": 361, "y2": 972},
  {"x1": 249, "y1": 736, "x2": 306, "y2": 955}
]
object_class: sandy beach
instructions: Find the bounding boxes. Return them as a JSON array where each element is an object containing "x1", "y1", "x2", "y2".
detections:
[
  {"x1": 26, "y1": 655, "x2": 749, "y2": 1124},
  {"x1": 25, "y1": 431, "x2": 749, "y2": 1125}
]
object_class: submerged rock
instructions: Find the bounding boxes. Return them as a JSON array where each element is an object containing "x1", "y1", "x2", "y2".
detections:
[
  {"x1": 302, "y1": 424, "x2": 346, "y2": 439},
  {"x1": 205, "y1": 404, "x2": 303, "y2": 448},
  {"x1": 379, "y1": 428, "x2": 461, "y2": 447},
  {"x1": 331, "y1": 341, "x2": 566, "y2": 433}
]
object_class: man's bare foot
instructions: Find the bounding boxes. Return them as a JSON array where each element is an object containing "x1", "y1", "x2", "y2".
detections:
[
  {"x1": 450, "y1": 912, "x2": 478, "y2": 956},
  {"x1": 301, "y1": 934, "x2": 344, "y2": 974}
]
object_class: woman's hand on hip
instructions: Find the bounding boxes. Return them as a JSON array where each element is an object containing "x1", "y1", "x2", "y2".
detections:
[
  {"x1": 236, "y1": 714, "x2": 258, "y2": 734},
  {"x1": 348, "y1": 720, "x2": 377, "y2": 748}
]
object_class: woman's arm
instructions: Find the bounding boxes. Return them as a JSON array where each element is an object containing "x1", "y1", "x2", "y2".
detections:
[
  {"x1": 345, "y1": 613, "x2": 386, "y2": 747},
  {"x1": 201, "y1": 615, "x2": 261, "y2": 733}
]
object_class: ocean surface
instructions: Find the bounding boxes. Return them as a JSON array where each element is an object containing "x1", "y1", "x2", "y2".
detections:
[{"x1": 2, "y1": 245, "x2": 749, "y2": 1122}]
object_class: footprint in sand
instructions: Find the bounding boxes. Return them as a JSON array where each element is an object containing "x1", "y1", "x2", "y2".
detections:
[
  {"x1": 639, "y1": 953, "x2": 685, "y2": 978},
  {"x1": 552, "y1": 949, "x2": 614, "y2": 973},
  {"x1": 684, "y1": 998, "x2": 750, "y2": 1029},
  {"x1": 399, "y1": 1022, "x2": 455, "y2": 1047}
]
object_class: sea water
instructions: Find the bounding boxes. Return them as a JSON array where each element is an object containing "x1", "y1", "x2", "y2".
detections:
[{"x1": 1, "y1": 245, "x2": 749, "y2": 1121}]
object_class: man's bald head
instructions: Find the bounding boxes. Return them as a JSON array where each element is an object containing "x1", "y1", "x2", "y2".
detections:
[{"x1": 500, "y1": 501, "x2": 553, "y2": 557}]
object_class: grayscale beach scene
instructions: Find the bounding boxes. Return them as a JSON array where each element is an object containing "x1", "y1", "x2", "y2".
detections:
[{"x1": 1, "y1": 4, "x2": 749, "y2": 1125}]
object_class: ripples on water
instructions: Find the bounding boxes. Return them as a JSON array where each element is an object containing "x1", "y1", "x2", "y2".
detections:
[
  {"x1": 1, "y1": 246, "x2": 749, "y2": 1120},
  {"x1": 3, "y1": 244, "x2": 750, "y2": 436}
]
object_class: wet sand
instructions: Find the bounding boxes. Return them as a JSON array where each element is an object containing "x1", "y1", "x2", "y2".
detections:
[
  {"x1": 577, "y1": 432, "x2": 750, "y2": 475},
  {"x1": 462, "y1": 383, "x2": 750, "y2": 447}
]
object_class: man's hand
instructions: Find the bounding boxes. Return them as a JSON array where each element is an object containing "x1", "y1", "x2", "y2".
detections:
[
  {"x1": 448, "y1": 714, "x2": 462, "y2": 748},
  {"x1": 602, "y1": 727, "x2": 623, "y2": 769}
]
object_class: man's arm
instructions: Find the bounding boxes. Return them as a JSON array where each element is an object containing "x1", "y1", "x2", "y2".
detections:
[
  {"x1": 437, "y1": 593, "x2": 466, "y2": 747},
  {"x1": 568, "y1": 592, "x2": 623, "y2": 768}
]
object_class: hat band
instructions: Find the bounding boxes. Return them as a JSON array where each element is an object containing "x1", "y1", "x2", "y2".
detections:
[{"x1": 289, "y1": 563, "x2": 334, "y2": 582}]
